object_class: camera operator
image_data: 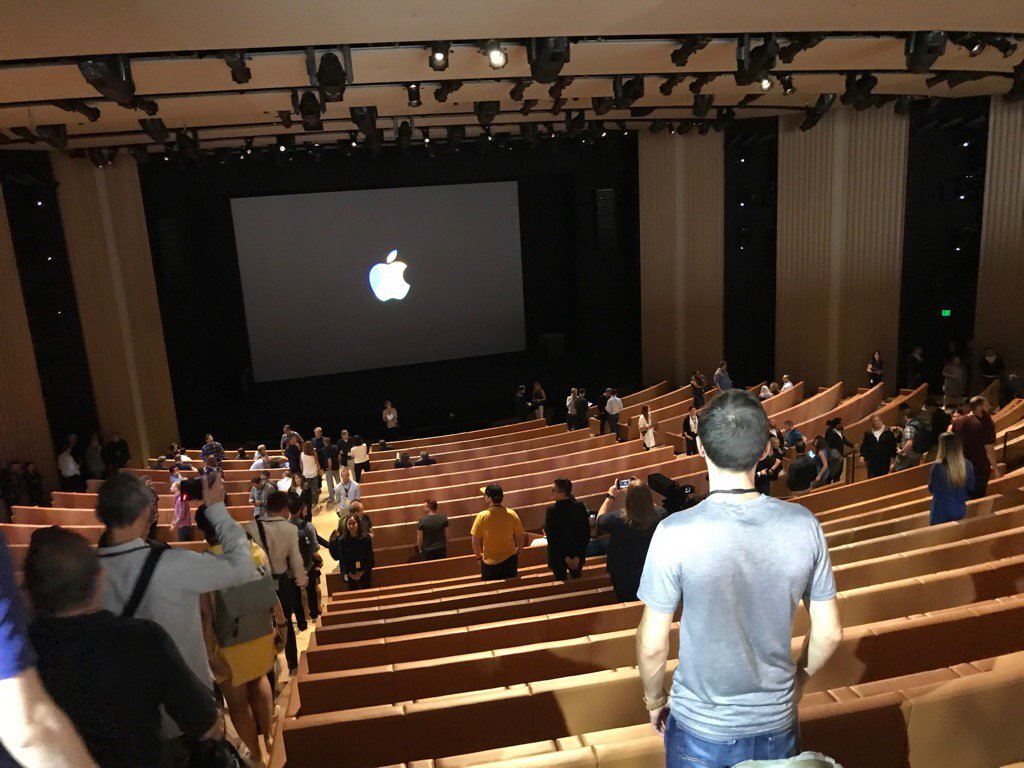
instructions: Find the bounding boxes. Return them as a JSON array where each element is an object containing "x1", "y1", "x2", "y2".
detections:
[{"x1": 594, "y1": 479, "x2": 662, "y2": 601}]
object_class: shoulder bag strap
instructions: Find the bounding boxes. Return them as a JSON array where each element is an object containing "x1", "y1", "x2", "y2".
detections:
[{"x1": 121, "y1": 540, "x2": 170, "y2": 618}]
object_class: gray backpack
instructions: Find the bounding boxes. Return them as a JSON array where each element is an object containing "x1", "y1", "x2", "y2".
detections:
[{"x1": 211, "y1": 525, "x2": 277, "y2": 648}]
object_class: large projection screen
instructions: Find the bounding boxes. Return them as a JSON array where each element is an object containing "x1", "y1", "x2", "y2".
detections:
[{"x1": 231, "y1": 182, "x2": 525, "y2": 382}]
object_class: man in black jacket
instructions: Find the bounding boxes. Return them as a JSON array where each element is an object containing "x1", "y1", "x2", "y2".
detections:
[
  {"x1": 572, "y1": 389, "x2": 590, "y2": 431},
  {"x1": 544, "y1": 478, "x2": 591, "y2": 581},
  {"x1": 786, "y1": 442, "x2": 818, "y2": 493},
  {"x1": 859, "y1": 416, "x2": 898, "y2": 478},
  {"x1": 102, "y1": 432, "x2": 130, "y2": 472}
]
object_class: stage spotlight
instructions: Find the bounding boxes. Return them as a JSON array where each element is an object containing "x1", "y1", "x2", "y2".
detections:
[
  {"x1": 275, "y1": 134, "x2": 295, "y2": 153},
  {"x1": 659, "y1": 74, "x2": 684, "y2": 96},
  {"x1": 278, "y1": 110, "x2": 293, "y2": 128},
  {"x1": 446, "y1": 125, "x2": 466, "y2": 147},
  {"x1": 799, "y1": 93, "x2": 836, "y2": 131},
  {"x1": 434, "y1": 80, "x2": 463, "y2": 102},
  {"x1": 692, "y1": 93, "x2": 714, "y2": 118},
  {"x1": 613, "y1": 75, "x2": 645, "y2": 109},
  {"x1": 88, "y1": 148, "x2": 110, "y2": 168},
  {"x1": 349, "y1": 106, "x2": 378, "y2": 137},
  {"x1": 10, "y1": 127, "x2": 37, "y2": 143},
  {"x1": 135, "y1": 97, "x2": 159, "y2": 115},
  {"x1": 677, "y1": 121, "x2": 694, "y2": 135},
  {"x1": 671, "y1": 36, "x2": 709, "y2": 67},
  {"x1": 735, "y1": 34, "x2": 779, "y2": 87},
  {"x1": 294, "y1": 90, "x2": 324, "y2": 130},
  {"x1": 779, "y1": 74, "x2": 796, "y2": 95},
  {"x1": 778, "y1": 33, "x2": 825, "y2": 64},
  {"x1": 223, "y1": 51, "x2": 251, "y2": 84},
  {"x1": 520, "y1": 122, "x2": 540, "y2": 146},
  {"x1": 407, "y1": 83, "x2": 422, "y2": 107},
  {"x1": 528, "y1": 38, "x2": 570, "y2": 83},
  {"x1": 175, "y1": 130, "x2": 200, "y2": 160},
  {"x1": 519, "y1": 99, "x2": 538, "y2": 115},
  {"x1": 509, "y1": 79, "x2": 530, "y2": 101},
  {"x1": 697, "y1": 120, "x2": 712, "y2": 136},
  {"x1": 78, "y1": 55, "x2": 135, "y2": 106},
  {"x1": 906, "y1": 32, "x2": 947, "y2": 74},
  {"x1": 689, "y1": 73, "x2": 717, "y2": 94},
  {"x1": 483, "y1": 40, "x2": 507, "y2": 69},
  {"x1": 420, "y1": 127, "x2": 431, "y2": 144},
  {"x1": 592, "y1": 96, "x2": 614, "y2": 115},
  {"x1": 988, "y1": 35, "x2": 1019, "y2": 58},
  {"x1": 564, "y1": 110, "x2": 586, "y2": 138},
  {"x1": 35, "y1": 124, "x2": 67, "y2": 149},
  {"x1": 429, "y1": 41, "x2": 451, "y2": 71},
  {"x1": 712, "y1": 107, "x2": 735, "y2": 132},
  {"x1": 548, "y1": 77, "x2": 573, "y2": 99},
  {"x1": 396, "y1": 121, "x2": 412, "y2": 151},
  {"x1": 949, "y1": 33, "x2": 985, "y2": 57},
  {"x1": 649, "y1": 119, "x2": 667, "y2": 134},
  {"x1": 475, "y1": 100, "x2": 500, "y2": 126},
  {"x1": 53, "y1": 100, "x2": 101, "y2": 122},
  {"x1": 313, "y1": 51, "x2": 347, "y2": 100},
  {"x1": 840, "y1": 72, "x2": 878, "y2": 109},
  {"x1": 138, "y1": 118, "x2": 169, "y2": 143}
]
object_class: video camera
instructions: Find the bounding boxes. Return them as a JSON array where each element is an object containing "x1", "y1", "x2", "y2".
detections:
[{"x1": 647, "y1": 472, "x2": 697, "y2": 514}]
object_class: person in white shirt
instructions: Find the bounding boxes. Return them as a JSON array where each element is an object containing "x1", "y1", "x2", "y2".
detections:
[
  {"x1": 382, "y1": 401, "x2": 399, "y2": 435},
  {"x1": 638, "y1": 404, "x2": 656, "y2": 450},
  {"x1": 335, "y1": 468, "x2": 361, "y2": 516},
  {"x1": 350, "y1": 437, "x2": 371, "y2": 482},
  {"x1": 758, "y1": 384, "x2": 772, "y2": 401},
  {"x1": 249, "y1": 444, "x2": 268, "y2": 471},
  {"x1": 605, "y1": 389, "x2": 624, "y2": 435},
  {"x1": 781, "y1": 375, "x2": 795, "y2": 391},
  {"x1": 245, "y1": 491, "x2": 308, "y2": 675},
  {"x1": 566, "y1": 388, "x2": 579, "y2": 430},
  {"x1": 56, "y1": 439, "x2": 83, "y2": 492}
]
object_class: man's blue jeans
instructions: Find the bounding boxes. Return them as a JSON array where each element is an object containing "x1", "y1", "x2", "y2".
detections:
[{"x1": 664, "y1": 715, "x2": 799, "y2": 768}]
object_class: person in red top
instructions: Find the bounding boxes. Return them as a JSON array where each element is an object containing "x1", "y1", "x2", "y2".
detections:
[{"x1": 952, "y1": 396, "x2": 999, "y2": 498}]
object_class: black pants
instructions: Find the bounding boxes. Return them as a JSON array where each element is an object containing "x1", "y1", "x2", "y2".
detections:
[
  {"x1": 354, "y1": 461, "x2": 371, "y2": 482},
  {"x1": 422, "y1": 547, "x2": 447, "y2": 561},
  {"x1": 481, "y1": 554, "x2": 518, "y2": 581},
  {"x1": 605, "y1": 413, "x2": 619, "y2": 436},
  {"x1": 275, "y1": 576, "x2": 302, "y2": 672},
  {"x1": 345, "y1": 570, "x2": 373, "y2": 589},
  {"x1": 549, "y1": 557, "x2": 584, "y2": 581},
  {"x1": 305, "y1": 574, "x2": 319, "y2": 620},
  {"x1": 685, "y1": 438, "x2": 697, "y2": 456},
  {"x1": 59, "y1": 474, "x2": 85, "y2": 492},
  {"x1": 972, "y1": 467, "x2": 992, "y2": 499}
]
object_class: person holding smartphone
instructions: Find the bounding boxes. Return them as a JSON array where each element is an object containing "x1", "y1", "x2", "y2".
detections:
[{"x1": 595, "y1": 479, "x2": 662, "y2": 601}]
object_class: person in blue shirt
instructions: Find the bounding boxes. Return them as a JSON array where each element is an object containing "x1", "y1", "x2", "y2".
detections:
[
  {"x1": 0, "y1": 531, "x2": 98, "y2": 767},
  {"x1": 928, "y1": 433, "x2": 975, "y2": 525},
  {"x1": 783, "y1": 420, "x2": 804, "y2": 448}
]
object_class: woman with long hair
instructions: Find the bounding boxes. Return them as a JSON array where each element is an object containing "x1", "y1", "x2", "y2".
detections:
[
  {"x1": 690, "y1": 370, "x2": 707, "y2": 409},
  {"x1": 867, "y1": 351, "x2": 885, "y2": 387},
  {"x1": 595, "y1": 480, "x2": 663, "y2": 601},
  {"x1": 638, "y1": 404, "x2": 656, "y2": 450},
  {"x1": 928, "y1": 433, "x2": 976, "y2": 525},
  {"x1": 330, "y1": 513, "x2": 375, "y2": 590},
  {"x1": 531, "y1": 381, "x2": 547, "y2": 420},
  {"x1": 350, "y1": 436, "x2": 371, "y2": 482},
  {"x1": 300, "y1": 440, "x2": 322, "y2": 511}
]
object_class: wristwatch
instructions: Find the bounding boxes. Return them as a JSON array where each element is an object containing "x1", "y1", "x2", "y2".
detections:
[{"x1": 644, "y1": 692, "x2": 669, "y2": 711}]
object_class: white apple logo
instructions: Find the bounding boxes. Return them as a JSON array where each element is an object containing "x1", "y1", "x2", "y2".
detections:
[{"x1": 368, "y1": 249, "x2": 411, "y2": 301}]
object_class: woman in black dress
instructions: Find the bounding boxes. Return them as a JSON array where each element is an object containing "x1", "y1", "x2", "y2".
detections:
[
  {"x1": 682, "y1": 406, "x2": 699, "y2": 456},
  {"x1": 690, "y1": 370, "x2": 707, "y2": 409},
  {"x1": 867, "y1": 351, "x2": 884, "y2": 387}
]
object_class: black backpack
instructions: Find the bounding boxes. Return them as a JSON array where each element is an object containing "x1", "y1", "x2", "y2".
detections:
[{"x1": 291, "y1": 518, "x2": 316, "y2": 571}]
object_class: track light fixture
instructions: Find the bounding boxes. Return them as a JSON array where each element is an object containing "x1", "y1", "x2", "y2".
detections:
[
  {"x1": 692, "y1": 93, "x2": 714, "y2": 118},
  {"x1": 712, "y1": 107, "x2": 735, "y2": 132},
  {"x1": 407, "y1": 83, "x2": 422, "y2": 107},
  {"x1": 778, "y1": 74, "x2": 796, "y2": 95},
  {"x1": 592, "y1": 96, "x2": 614, "y2": 115},
  {"x1": 223, "y1": 51, "x2": 251, "y2": 84},
  {"x1": 840, "y1": 72, "x2": 878, "y2": 109},
  {"x1": 396, "y1": 121, "x2": 412, "y2": 151},
  {"x1": 483, "y1": 40, "x2": 507, "y2": 69},
  {"x1": 307, "y1": 49, "x2": 347, "y2": 101},
  {"x1": 434, "y1": 80, "x2": 463, "y2": 102},
  {"x1": 34, "y1": 124, "x2": 67, "y2": 149},
  {"x1": 799, "y1": 93, "x2": 836, "y2": 131},
  {"x1": 88, "y1": 148, "x2": 114, "y2": 168},
  {"x1": 671, "y1": 36, "x2": 709, "y2": 67},
  {"x1": 778, "y1": 34, "x2": 825, "y2": 64},
  {"x1": 446, "y1": 125, "x2": 466, "y2": 146},
  {"x1": 129, "y1": 145, "x2": 149, "y2": 164},
  {"x1": 677, "y1": 121, "x2": 694, "y2": 136},
  {"x1": 349, "y1": 106, "x2": 378, "y2": 138},
  {"x1": 175, "y1": 129, "x2": 200, "y2": 161},
  {"x1": 905, "y1": 32, "x2": 947, "y2": 74},
  {"x1": 949, "y1": 33, "x2": 986, "y2": 57},
  {"x1": 79, "y1": 56, "x2": 158, "y2": 115},
  {"x1": 988, "y1": 35, "x2": 1019, "y2": 58},
  {"x1": 527, "y1": 37, "x2": 570, "y2": 83},
  {"x1": 689, "y1": 73, "x2": 717, "y2": 94},
  {"x1": 659, "y1": 74, "x2": 684, "y2": 96},
  {"x1": 735, "y1": 34, "x2": 779, "y2": 87},
  {"x1": 649, "y1": 119, "x2": 668, "y2": 134},
  {"x1": 509, "y1": 79, "x2": 530, "y2": 101},
  {"x1": 697, "y1": 120, "x2": 712, "y2": 136},
  {"x1": 564, "y1": 110, "x2": 586, "y2": 138},
  {"x1": 293, "y1": 90, "x2": 324, "y2": 130},
  {"x1": 475, "y1": 100, "x2": 500, "y2": 126},
  {"x1": 737, "y1": 94, "x2": 762, "y2": 107},
  {"x1": 138, "y1": 117, "x2": 168, "y2": 143},
  {"x1": 278, "y1": 110, "x2": 293, "y2": 128},
  {"x1": 53, "y1": 100, "x2": 101, "y2": 122},
  {"x1": 275, "y1": 134, "x2": 295, "y2": 153},
  {"x1": 548, "y1": 77, "x2": 573, "y2": 99},
  {"x1": 429, "y1": 41, "x2": 451, "y2": 70},
  {"x1": 613, "y1": 75, "x2": 645, "y2": 109},
  {"x1": 10, "y1": 127, "x2": 37, "y2": 143},
  {"x1": 519, "y1": 99, "x2": 538, "y2": 115}
]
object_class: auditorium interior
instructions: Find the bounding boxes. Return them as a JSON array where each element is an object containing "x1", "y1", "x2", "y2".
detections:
[{"x1": 1, "y1": 2, "x2": 1024, "y2": 767}]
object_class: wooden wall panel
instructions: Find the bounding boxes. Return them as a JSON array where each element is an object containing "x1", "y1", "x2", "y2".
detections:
[
  {"x1": 0, "y1": 187, "x2": 57, "y2": 487},
  {"x1": 975, "y1": 97, "x2": 1024, "y2": 373},
  {"x1": 52, "y1": 156, "x2": 178, "y2": 465},
  {"x1": 777, "y1": 107, "x2": 907, "y2": 395},
  {"x1": 638, "y1": 131, "x2": 725, "y2": 386}
]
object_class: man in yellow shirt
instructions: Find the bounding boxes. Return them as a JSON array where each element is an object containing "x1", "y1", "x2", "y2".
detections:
[{"x1": 471, "y1": 484, "x2": 525, "y2": 580}]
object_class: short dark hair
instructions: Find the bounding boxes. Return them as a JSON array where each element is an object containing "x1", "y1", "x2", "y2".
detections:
[
  {"x1": 25, "y1": 527, "x2": 100, "y2": 616},
  {"x1": 266, "y1": 490, "x2": 290, "y2": 515},
  {"x1": 287, "y1": 494, "x2": 305, "y2": 517},
  {"x1": 794, "y1": 440, "x2": 807, "y2": 454},
  {"x1": 425, "y1": 498, "x2": 438, "y2": 511},
  {"x1": 553, "y1": 477, "x2": 573, "y2": 495},
  {"x1": 697, "y1": 389, "x2": 769, "y2": 471},
  {"x1": 96, "y1": 473, "x2": 152, "y2": 529},
  {"x1": 484, "y1": 483, "x2": 504, "y2": 503}
]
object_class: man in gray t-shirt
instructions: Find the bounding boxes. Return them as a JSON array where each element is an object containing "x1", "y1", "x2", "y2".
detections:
[{"x1": 636, "y1": 390, "x2": 843, "y2": 767}]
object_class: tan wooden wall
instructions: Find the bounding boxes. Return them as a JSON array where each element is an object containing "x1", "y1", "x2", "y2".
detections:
[
  {"x1": 975, "y1": 97, "x2": 1024, "y2": 375},
  {"x1": 51, "y1": 155, "x2": 178, "y2": 465},
  {"x1": 0, "y1": 186, "x2": 57, "y2": 487}
]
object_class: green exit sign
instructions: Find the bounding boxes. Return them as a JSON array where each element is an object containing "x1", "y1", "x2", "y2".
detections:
[{"x1": 941, "y1": 309, "x2": 952, "y2": 317}]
